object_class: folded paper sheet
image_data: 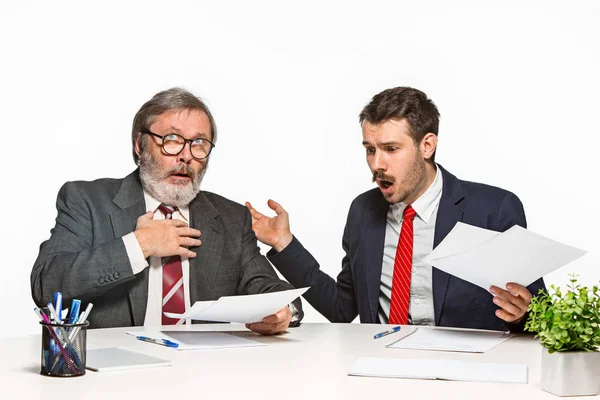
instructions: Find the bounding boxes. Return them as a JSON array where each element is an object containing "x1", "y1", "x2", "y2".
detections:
[
  {"x1": 423, "y1": 223, "x2": 587, "y2": 290},
  {"x1": 164, "y1": 287, "x2": 309, "y2": 323}
]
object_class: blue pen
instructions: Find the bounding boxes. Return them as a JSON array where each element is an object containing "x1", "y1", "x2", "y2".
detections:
[
  {"x1": 67, "y1": 300, "x2": 81, "y2": 324},
  {"x1": 53, "y1": 292, "x2": 63, "y2": 322},
  {"x1": 136, "y1": 336, "x2": 179, "y2": 348},
  {"x1": 373, "y1": 326, "x2": 401, "y2": 339}
]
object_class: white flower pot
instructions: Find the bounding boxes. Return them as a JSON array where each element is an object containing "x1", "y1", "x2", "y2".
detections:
[{"x1": 541, "y1": 349, "x2": 600, "y2": 397}]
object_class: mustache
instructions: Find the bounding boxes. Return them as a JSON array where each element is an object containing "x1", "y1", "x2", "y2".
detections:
[
  {"x1": 164, "y1": 165, "x2": 195, "y2": 179},
  {"x1": 372, "y1": 171, "x2": 395, "y2": 183}
]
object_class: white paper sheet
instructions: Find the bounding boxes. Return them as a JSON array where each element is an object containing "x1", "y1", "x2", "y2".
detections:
[
  {"x1": 423, "y1": 223, "x2": 587, "y2": 290},
  {"x1": 348, "y1": 357, "x2": 528, "y2": 384},
  {"x1": 164, "y1": 287, "x2": 309, "y2": 323},
  {"x1": 127, "y1": 330, "x2": 265, "y2": 350},
  {"x1": 387, "y1": 328, "x2": 512, "y2": 353}
]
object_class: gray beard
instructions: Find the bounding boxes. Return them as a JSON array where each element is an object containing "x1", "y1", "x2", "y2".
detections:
[{"x1": 138, "y1": 151, "x2": 206, "y2": 208}]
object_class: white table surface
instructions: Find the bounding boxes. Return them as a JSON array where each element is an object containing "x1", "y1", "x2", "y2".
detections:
[{"x1": 0, "y1": 323, "x2": 581, "y2": 399}]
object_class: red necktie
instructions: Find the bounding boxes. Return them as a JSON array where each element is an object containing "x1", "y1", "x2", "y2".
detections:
[
  {"x1": 158, "y1": 204, "x2": 186, "y2": 325},
  {"x1": 389, "y1": 205, "x2": 417, "y2": 325}
]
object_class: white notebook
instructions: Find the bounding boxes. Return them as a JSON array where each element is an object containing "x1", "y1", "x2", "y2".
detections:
[
  {"x1": 86, "y1": 347, "x2": 171, "y2": 372},
  {"x1": 348, "y1": 357, "x2": 528, "y2": 384}
]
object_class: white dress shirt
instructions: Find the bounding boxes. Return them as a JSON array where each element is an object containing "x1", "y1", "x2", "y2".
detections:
[
  {"x1": 122, "y1": 191, "x2": 191, "y2": 326},
  {"x1": 378, "y1": 165, "x2": 444, "y2": 325}
]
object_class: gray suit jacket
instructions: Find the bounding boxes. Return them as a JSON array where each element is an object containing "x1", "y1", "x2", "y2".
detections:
[{"x1": 31, "y1": 170, "x2": 303, "y2": 328}]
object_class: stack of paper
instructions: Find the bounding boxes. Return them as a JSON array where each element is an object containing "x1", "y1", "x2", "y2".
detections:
[
  {"x1": 387, "y1": 328, "x2": 512, "y2": 353},
  {"x1": 348, "y1": 357, "x2": 528, "y2": 384},
  {"x1": 87, "y1": 347, "x2": 171, "y2": 372}
]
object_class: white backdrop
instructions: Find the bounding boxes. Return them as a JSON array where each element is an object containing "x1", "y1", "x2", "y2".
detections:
[{"x1": 1, "y1": 0, "x2": 598, "y2": 337}]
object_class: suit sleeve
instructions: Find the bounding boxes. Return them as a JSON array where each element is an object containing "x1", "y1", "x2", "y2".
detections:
[
  {"x1": 267, "y1": 207, "x2": 359, "y2": 323},
  {"x1": 494, "y1": 192, "x2": 546, "y2": 332},
  {"x1": 236, "y1": 209, "x2": 304, "y2": 325},
  {"x1": 30, "y1": 182, "x2": 137, "y2": 307}
]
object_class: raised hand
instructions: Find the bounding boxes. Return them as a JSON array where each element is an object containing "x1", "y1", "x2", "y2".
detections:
[
  {"x1": 134, "y1": 211, "x2": 202, "y2": 259},
  {"x1": 245, "y1": 199, "x2": 293, "y2": 252}
]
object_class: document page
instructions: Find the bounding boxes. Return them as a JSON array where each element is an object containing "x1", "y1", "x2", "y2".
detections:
[
  {"x1": 127, "y1": 330, "x2": 265, "y2": 350},
  {"x1": 164, "y1": 287, "x2": 308, "y2": 323},
  {"x1": 86, "y1": 347, "x2": 171, "y2": 371},
  {"x1": 349, "y1": 357, "x2": 528, "y2": 384},
  {"x1": 423, "y1": 223, "x2": 587, "y2": 290},
  {"x1": 387, "y1": 328, "x2": 512, "y2": 353}
]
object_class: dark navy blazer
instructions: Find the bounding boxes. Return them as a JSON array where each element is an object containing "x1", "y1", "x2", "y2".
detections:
[{"x1": 269, "y1": 165, "x2": 545, "y2": 331}]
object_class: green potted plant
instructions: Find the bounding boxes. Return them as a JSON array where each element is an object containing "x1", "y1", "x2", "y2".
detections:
[{"x1": 525, "y1": 274, "x2": 600, "y2": 396}]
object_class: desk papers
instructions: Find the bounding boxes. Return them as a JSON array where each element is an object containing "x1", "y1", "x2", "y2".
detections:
[
  {"x1": 87, "y1": 347, "x2": 171, "y2": 371},
  {"x1": 164, "y1": 287, "x2": 308, "y2": 323},
  {"x1": 348, "y1": 357, "x2": 527, "y2": 384},
  {"x1": 423, "y1": 223, "x2": 587, "y2": 290},
  {"x1": 127, "y1": 330, "x2": 265, "y2": 350},
  {"x1": 388, "y1": 328, "x2": 512, "y2": 353}
]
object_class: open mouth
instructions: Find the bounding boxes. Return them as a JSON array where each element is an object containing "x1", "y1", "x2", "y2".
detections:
[
  {"x1": 376, "y1": 178, "x2": 395, "y2": 195},
  {"x1": 379, "y1": 180, "x2": 393, "y2": 189},
  {"x1": 373, "y1": 171, "x2": 395, "y2": 191}
]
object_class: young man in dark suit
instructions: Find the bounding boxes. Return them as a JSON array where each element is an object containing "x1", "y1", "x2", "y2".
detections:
[
  {"x1": 32, "y1": 88, "x2": 301, "y2": 333},
  {"x1": 247, "y1": 87, "x2": 544, "y2": 331}
]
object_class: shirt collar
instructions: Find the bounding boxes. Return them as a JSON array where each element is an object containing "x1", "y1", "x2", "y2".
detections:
[
  {"x1": 143, "y1": 189, "x2": 190, "y2": 222},
  {"x1": 390, "y1": 164, "x2": 444, "y2": 224}
]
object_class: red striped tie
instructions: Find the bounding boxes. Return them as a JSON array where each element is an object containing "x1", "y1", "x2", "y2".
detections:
[
  {"x1": 389, "y1": 205, "x2": 417, "y2": 325},
  {"x1": 158, "y1": 204, "x2": 185, "y2": 325}
]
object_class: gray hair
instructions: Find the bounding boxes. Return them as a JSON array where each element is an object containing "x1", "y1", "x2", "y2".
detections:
[{"x1": 131, "y1": 87, "x2": 217, "y2": 164}]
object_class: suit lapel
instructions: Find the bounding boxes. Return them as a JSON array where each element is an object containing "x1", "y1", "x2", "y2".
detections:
[
  {"x1": 109, "y1": 170, "x2": 148, "y2": 326},
  {"x1": 188, "y1": 192, "x2": 223, "y2": 303},
  {"x1": 432, "y1": 165, "x2": 466, "y2": 325},
  {"x1": 365, "y1": 194, "x2": 389, "y2": 323}
]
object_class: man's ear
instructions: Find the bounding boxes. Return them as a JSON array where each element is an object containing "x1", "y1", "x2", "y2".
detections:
[
  {"x1": 420, "y1": 133, "x2": 438, "y2": 161},
  {"x1": 134, "y1": 134, "x2": 142, "y2": 159}
]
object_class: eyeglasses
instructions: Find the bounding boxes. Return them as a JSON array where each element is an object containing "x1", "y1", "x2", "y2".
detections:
[{"x1": 141, "y1": 129, "x2": 215, "y2": 160}]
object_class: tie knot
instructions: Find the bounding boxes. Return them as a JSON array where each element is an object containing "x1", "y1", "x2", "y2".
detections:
[
  {"x1": 158, "y1": 204, "x2": 177, "y2": 219},
  {"x1": 403, "y1": 205, "x2": 416, "y2": 220}
]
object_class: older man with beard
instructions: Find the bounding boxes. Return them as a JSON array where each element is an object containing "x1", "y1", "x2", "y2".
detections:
[
  {"x1": 31, "y1": 88, "x2": 302, "y2": 334},
  {"x1": 247, "y1": 86, "x2": 545, "y2": 332}
]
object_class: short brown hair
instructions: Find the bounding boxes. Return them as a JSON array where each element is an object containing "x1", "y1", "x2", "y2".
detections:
[
  {"x1": 131, "y1": 88, "x2": 217, "y2": 164},
  {"x1": 359, "y1": 86, "x2": 440, "y2": 148}
]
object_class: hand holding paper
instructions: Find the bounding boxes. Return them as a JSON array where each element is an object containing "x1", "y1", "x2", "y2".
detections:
[
  {"x1": 424, "y1": 223, "x2": 587, "y2": 323},
  {"x1": 164, "y1": 287, "x2": 308, "y2": 324},
  {"x1": 424, "y1": 222, "x2": 587, "y2": 289},
  {"x1": 245, "y1": 305, "x2": 293, "y2": 335},
  {"x1": 489, "y1": 282, "x2": 533, "y2": 323}
]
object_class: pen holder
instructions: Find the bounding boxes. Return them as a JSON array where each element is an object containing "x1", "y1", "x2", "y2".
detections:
[{"x1": 40, "y1": 320, "x2": 88, "y2": 377}]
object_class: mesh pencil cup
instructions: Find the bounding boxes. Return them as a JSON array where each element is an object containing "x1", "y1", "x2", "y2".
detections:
[{"x1": 40, "y1": 320, "x2": 88, "y2": 377}]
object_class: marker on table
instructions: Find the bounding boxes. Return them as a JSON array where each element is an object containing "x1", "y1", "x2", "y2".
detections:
[
  {"x1": 136, "y1": 336, "x2": 179, "y2": 348},
  {"x1": 373, "y1": 326, "x2": 401, "y2": 339}
]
